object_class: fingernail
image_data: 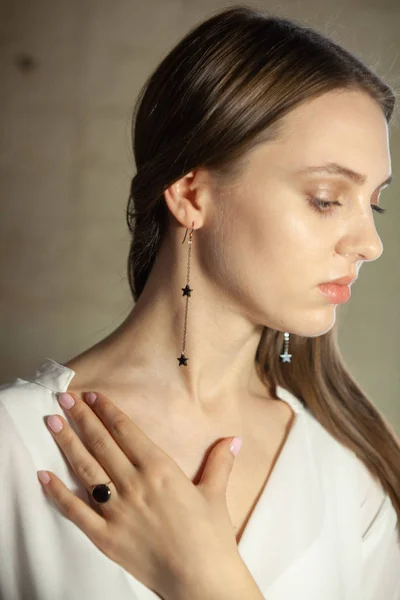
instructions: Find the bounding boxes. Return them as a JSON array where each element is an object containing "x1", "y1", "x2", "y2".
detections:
[
  {"x1": 85, "y1": 392, "x2": 97, "y2": 405},
  {"x1": 229, "y1": 436, "x2": 242, "y2": 456},
  {"x1": 57, "y1": 392, "x2": 75, "y2": 409},
  {"x1": 37, "y1": 470, "x2": 50, "y2": 485},
  {"x1": 47, "y1": 415, "x2": 63, "y2": 433}
]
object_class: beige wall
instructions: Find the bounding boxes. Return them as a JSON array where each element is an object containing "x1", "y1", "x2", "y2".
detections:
[{"x1": 0, "y1": 0, "x2": 399, "y2": 433}]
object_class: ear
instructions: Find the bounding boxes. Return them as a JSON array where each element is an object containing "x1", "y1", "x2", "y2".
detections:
[{"x1": 163, "y1": 169, "x2": 209, "y2": 231}]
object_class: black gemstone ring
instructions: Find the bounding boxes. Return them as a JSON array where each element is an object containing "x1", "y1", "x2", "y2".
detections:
[{"x1": 91, "y1": 481, "x2": 112, "y2": 504}]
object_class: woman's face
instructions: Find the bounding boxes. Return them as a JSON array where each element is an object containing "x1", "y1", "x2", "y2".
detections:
[{"x1": 206, "y1": 89, "x2": 392, "y2": 337}]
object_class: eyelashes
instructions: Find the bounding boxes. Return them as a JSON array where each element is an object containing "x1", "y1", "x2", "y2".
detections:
[{"x1": 307, "y1": 197, "x2": 387, "y2": 219}]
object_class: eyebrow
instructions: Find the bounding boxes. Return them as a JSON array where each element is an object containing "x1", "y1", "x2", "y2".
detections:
[{"x1": 298, "y1": 162, "x2": 393, "y2": 189}]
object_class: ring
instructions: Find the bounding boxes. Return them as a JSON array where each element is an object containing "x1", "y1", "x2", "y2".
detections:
[{"x1": 91, "y1": 480, "x2": 112, "y2": 504}]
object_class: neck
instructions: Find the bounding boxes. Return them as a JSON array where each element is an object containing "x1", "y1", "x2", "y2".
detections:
[{"x1": 73, "y1": 234, "x2": 270, "y2": 413}]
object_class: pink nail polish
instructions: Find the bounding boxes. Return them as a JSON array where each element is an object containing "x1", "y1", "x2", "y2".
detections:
[
  {"x1": 229, "y1": 436, "x2": 243, "y2": 456},
  {"x1": 37, "y1": 470, "x2": 50, "y2": 485},
  {"x1": 57, "y1": 392, "x2": 75, "y2": 409},
  {"x1": 47, "y1": 415, "x2": 63, "y2": 433},
  {"x1": 85, "y1": 392, "x2": 97, "y2": 405}
]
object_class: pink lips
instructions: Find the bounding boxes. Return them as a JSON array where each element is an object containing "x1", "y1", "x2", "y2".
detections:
[
  {"x1": 328, "y1": 275, "x2": 356, "y2": 286},
  {"x1": 318, "y1": 282, "x2": 351, "y2": 303}
]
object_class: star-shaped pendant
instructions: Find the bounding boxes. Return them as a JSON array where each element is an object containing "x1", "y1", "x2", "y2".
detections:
[
  {"x1": 177, "y1": 353, "x2": 189, "y2": 366},
  {"x1": 181, "y1": 285, "x2": 193, "y2": 297},
  {"x1": 279, "y1": 352, "x2": 292, "y2": 363}
]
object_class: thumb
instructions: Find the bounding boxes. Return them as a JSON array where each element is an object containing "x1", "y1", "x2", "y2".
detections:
[{"x1": 198, "y1": 436, "x2": 243, "y2": 495}]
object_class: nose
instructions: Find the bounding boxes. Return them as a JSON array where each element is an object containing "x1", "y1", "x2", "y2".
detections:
[{"x1": 340, "y1": 212, "x2": 384, "y2": 263}]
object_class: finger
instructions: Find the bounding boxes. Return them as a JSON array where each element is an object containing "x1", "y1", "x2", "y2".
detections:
[
  {"x1": 56, "y1": 393, "x2": 134, "y2": 487},
  {"x1": 37, "y1": 469, "x2": 110, "y2": 552},
  {"x1": 45, "y1": 412, "x2": 121, "y2": 502},
  {"x1": 80, "y1": 391, "x2": 167, "y2": 469},
  {"x1": 198, "y1": 437, "x2": 241, "y2": 496}
]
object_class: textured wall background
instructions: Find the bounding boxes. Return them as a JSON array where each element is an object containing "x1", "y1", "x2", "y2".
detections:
[{"x1": 0, "y1": 0, "x2": 399, "y2": 432}]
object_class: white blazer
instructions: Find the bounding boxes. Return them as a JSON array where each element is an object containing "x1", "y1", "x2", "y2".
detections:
[{"x1": 0, "y1": 358, "x2": 399, "y2": 600}]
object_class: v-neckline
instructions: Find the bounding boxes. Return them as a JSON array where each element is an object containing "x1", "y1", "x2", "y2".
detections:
[{"x1": 236, "y1": 394, "x2": 301, "y2": 552}]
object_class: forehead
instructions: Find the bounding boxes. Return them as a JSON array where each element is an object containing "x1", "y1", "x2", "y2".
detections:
[
  {"x1": 280, "y1": 88, "x2": 387, "y2": 133},
  {"x1": 257, "y1": 89, "x2": 391, "y2": 181}
]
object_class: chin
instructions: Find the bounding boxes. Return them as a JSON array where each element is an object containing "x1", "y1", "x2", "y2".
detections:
[{"x1": 278, "y1": 309, "x2": 337, "y2": 338}]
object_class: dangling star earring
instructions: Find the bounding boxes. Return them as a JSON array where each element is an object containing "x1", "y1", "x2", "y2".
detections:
[
  {"x1": 279, "y1": 332, "x2": 292, "y2": 363},
  {"x1": 177, "y1": 221, "x2": 194, "y2": 366}
]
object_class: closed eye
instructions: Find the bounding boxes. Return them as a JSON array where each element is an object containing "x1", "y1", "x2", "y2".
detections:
[{"x1": 308, "y1": 197, "x2": 386, "y2": 217}]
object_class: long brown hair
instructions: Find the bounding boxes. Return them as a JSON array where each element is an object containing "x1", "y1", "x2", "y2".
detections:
[{"x1": 125, "y1": 5, "x2": 400, "y2": 539}]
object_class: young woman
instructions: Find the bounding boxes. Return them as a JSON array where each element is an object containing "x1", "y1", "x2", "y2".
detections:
[{"x1": 1, "y1": 5, "x2": 399, "y2": 600}]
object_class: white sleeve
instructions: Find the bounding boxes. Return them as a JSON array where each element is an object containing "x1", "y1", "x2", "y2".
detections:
[
  {"x1": 0, "y1": 398, "x2": 29, "y2": 598},
  {"x1": 359, "y1": 461, "x2": 400, "y2": 599}
]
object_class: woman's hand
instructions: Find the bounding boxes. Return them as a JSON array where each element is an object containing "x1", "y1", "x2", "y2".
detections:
[{"x1": 37, "y1": 390, "x2": 244, "y2": 599}]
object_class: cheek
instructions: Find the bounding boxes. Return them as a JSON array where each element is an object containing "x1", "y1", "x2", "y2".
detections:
[
  {"x1": 285, "y1": 210, "x2": 322, "y2": 254},
  {"x1": 249, "y1": 211, "x2": 331, "y2": 308},
  {"x1": 209, "y1": 187, "x2": 326, "y2": 292},
  {"x1": 254, "y1": 205, "x2": 320, "y2": 269}
]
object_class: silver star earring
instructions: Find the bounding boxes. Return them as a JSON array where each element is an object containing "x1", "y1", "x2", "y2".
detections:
[
  {"x1": 177, "y1": 221, "x2": 194, "y2": 366},
  {"x1": 280, "y1": 332, "x2": 292, "y2": 363}
]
